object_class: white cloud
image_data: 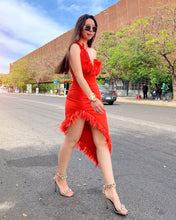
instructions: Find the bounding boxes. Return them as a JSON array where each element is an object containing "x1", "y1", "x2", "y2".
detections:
[
  {"x1": 57, "y1": 0, "x2": 64, "y2": 4},
  {"x1": 0, "y1": 57, "x2": 13, "y2": 73},
  {"x1": 89, "y1": 0, "x2": 104, "y2": 15},
  {"x1": 0, "y1": 0, "x2": 66, "y2": 45},
  {"x1": 66, "y1": 4, "x2": 81, "y2": 12},
  {"x1": 56, "y1": 0, "x2": 104, "y2": 16},
  {"x1": 0, "y1": 57, "x2": 15, "y2": 66},
  {"x1": 0, "y1": 0, "x2": 67, "y2": 73},
  {"x1": 0, "y1": 32, "x2": 36, "y2": 55}
]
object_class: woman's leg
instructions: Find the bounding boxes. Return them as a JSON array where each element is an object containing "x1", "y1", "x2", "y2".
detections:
[
  {"x1": 55, "y1": 118, "x2": 85, "y2": 195},
  {"x1": 91, "y1": 127, "x2": 127, "y2": 214}
]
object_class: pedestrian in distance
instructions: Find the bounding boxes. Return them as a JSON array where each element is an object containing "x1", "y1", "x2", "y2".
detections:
[
  {"x1": 152, "y1": 87, "x2": 156, "y2": 100},
  {"x1": 154, "y1": 84, "x2": 159, "y2": 100},
  {"x1": 142, "y1": 83, "x2": 148, "y2": 99},
  {"x1": 54, "y1": 14, "x2": 128, "y2": 216},
  {"x1": 161, "y1": 82, "x2": 169, "y2": 102},
  {"x1": 158, "y1": 86, "x2": 162, "y2": 100}
]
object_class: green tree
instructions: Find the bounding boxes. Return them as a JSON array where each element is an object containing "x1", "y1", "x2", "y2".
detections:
[
  {"x1": 6, "y1": 56, "x2": 56, "y2": 91},
  {"x1": 27, "y1": 56, "x2": 55, "y2": 88},
  {"x1": 145, "y1": 4, "x2": 176, "y2": 100},
  {"x1": 7, "y1": 59, "x2": 31, "y2": 91},
  {"x1": 97, "y1": 16, "x2": 172, "y2": 97},
  {"x1": 97, "y1": 31, "x2": 121, "y2": 87},
  {"x1": 0, "y1": 74, "x2": 7, "y2": 86},
  {"x1": 114, "y1": 31, "x2": 164, "y2": 85}
]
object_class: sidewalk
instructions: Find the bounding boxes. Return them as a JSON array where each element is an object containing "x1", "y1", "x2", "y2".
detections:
[{"x1": 117, "y1": 96, "x2": 176, "y2": 107}]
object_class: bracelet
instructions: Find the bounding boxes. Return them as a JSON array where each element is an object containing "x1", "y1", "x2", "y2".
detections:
[{"x1": 89, "y1": 93, "x2": 97, "y2": 102}]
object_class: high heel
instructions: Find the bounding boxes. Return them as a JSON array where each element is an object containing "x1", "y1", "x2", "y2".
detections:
[
  {"x1": 53, "y1": 173, "x2": 74, "y2": 197},
  {"x1": 102, "y1": 183, "x2": 128, "y2": 216}
]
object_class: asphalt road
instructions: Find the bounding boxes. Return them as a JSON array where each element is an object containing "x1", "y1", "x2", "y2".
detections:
[{"x1": 0, "y1": 94, "x2": 176, "y2": 220}]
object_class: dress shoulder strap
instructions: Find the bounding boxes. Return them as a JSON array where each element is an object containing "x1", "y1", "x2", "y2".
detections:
[{"x1": 76, "y1": 42, "x2": 84, "y2": 50}]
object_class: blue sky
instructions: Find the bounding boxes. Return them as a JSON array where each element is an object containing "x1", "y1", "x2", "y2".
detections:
[{"x1": 0, "y1": 0, "x2": 119, "y2": 74}]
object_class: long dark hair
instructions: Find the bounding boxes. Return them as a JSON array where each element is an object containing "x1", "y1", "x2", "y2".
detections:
[{"x1": 55, "y1": 14, "x2": 97, "y2": 74}]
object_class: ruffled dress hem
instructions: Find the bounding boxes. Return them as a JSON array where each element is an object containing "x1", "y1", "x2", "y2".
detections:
[{"x1": 58, "y1": 110, "x2": 112, "y2": 167}]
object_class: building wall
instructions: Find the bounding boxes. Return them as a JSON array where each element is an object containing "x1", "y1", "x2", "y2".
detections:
[{"x1": 10, "y1": 0, "x2": 176, "y2": 74}]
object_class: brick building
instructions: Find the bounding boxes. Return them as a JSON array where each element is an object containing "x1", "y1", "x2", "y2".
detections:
[{"x1": 10, "y1": 0, "x2": 176, "y2": 96}]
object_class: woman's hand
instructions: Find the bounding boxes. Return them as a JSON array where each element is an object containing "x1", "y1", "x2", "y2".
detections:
[{"x1": 91, "y1": 99, "x2": 105, "y2": 114}]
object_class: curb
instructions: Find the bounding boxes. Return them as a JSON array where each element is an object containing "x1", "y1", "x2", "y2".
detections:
[{"x1": 116, "y1": 99, "x2": 176, "y2": 107}]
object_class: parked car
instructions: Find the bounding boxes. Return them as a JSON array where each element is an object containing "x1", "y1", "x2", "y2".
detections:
[{"x1": 98, "y1": 85, "x2": 117, "y2": 105}]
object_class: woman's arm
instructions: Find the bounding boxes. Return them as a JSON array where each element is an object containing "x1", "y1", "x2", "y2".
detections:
[
  {"x1": 70, "y1": 43, "x2": 92, "y2": 98},
  {"x1": 69, "y1": 43, "x2": 105, "y2": 114}
]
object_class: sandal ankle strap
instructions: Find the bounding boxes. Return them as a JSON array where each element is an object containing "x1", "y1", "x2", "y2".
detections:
[
  {"x1": 102, "y1": 183, "x2": 116, "y2": 196},
  {"x1": 55, "y1": 173, "x2": 67, "y2": 179},
  {"x1": 104, "y1": 183, "x2": 116, "y2": 189}
]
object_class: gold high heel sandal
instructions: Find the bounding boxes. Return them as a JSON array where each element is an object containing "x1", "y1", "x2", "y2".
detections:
[
  {"x1": 102, "y1": 183, "x2": 128, "y2": 216},
  {"x1": 53, "y1": 173, "x2": 74, "y2": 197}
]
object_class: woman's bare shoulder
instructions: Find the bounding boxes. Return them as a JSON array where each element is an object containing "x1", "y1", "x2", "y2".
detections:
[
  {"x1": 70, "y1": 43, "x2": 80, "y2": 53},
  {"x1": 69, "y1": 43, "x2": 81, "y2": 64}
]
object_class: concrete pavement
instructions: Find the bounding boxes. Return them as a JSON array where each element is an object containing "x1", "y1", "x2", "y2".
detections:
[{"x1": 1, "y1": 94, "x2": 176, "y2": 220}]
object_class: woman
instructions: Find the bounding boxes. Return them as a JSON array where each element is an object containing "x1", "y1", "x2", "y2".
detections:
[{"x1": 54, "y1": 14, "x2": 128, "y2": 216}]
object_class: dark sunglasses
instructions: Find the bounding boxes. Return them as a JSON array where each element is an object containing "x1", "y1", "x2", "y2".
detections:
[{"x1": 83, "y1": 25, "x2": 97, "y2": 32}]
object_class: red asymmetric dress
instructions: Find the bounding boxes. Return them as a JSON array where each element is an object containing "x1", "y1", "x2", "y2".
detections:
[{"x1": 59, "y1": 42, "x2": 112, "y2": 167}]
